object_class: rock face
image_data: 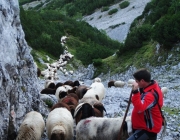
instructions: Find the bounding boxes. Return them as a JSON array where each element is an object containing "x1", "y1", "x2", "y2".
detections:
[{"x1": 0, "y1": 0, "x2": 48, "y2": 139}]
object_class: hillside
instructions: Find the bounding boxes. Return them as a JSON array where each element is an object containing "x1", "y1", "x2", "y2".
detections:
[{"x1": 83, "y1": 0, "x2": 151, "y2": 42}]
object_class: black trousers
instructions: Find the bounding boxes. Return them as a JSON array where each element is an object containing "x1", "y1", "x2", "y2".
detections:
[{"x1": 127, "y1": 129, "x2": 157, "y2": 140}]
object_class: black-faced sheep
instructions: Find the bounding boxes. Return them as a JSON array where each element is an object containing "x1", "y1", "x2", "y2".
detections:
[
  {"x1": 55, "y1": 86, "x2": 68, "y2": 101},
  {"x1": 55, "y1": 82, "x2": 64, "y2": 89},
  {"x1": 108, "y1": 80, "x2": 125, "y2": 88},
  {"x1": 46, "y1": 108, "x2": 74, "y2": 140},
  {"x1": 83, "y1": 82, "x2": 105, "y2": 102},
  {"x1": 76, "y1": 116, "x2": 132, "y2": 140},
  {"x1": 40, "y1": 88, "x2": 56, "y2": 95},
  {"x1": 16, "y1": 111, "x2": 45, "y2": 140},
  {"x1": 74, "y1": 102, "x2": 106, "y2": 125},
  {"x1": 45, "y1": 80, "x2": 56, "y2": 89}
]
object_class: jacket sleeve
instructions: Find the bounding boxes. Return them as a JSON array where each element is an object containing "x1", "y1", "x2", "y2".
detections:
[{"x1": 132, "y1": 92, "x2": 155, "y2": 113}]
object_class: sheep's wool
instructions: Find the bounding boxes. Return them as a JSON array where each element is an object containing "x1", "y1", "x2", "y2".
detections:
[{"x1": 16, "y1": 111, "x2": 45, "y2": 140}]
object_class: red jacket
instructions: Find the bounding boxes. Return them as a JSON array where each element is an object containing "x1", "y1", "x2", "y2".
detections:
[{"x1": 131, "y1": 80, "x2": 163, "y2": 133}]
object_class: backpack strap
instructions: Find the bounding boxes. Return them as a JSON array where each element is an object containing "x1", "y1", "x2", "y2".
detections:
[{"x1": 152, "y1": 90, "x2": 165, "y2": 123}]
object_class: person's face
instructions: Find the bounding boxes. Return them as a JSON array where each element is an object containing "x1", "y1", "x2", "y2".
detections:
[{"x1": 135, "y1": 79, "x2": 145, "y2": 88}]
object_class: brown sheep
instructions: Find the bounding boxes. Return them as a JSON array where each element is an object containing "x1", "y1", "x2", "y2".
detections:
[
  {"x1": 108, "y1": 80, "x2": 115, "y2": 88},
  {"x1": 64, "y1": 80, "x2": 81, "y2": 87},
  {"x1": 61, "y1": 93, "x2": 79, "y2": 116},
  {"x1": 37, "y1": 68, "x2": 41, "y2": 77},
  {"x1": 76, "y1": 85, "x2": 90, "y2": 99},
  {"x1": 64, "y1": 80, "x2": 74, "y2": 87},
  {"x1": 51, "y1": 102, "x2": 71, "y2": 112}
]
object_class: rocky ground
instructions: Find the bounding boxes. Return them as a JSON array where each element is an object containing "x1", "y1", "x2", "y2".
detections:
[{"x1": 39, "y1": 61, "x2": 180, "y2": 140}]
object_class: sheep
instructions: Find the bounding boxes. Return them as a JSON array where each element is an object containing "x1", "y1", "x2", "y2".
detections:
[
  {"x1": 16, "y1": 111, "x2": 45, "y2": 140},
  {"x1": 127, "y1": 79, "x2": 135, "y2": 87},
  {"x1": 46, "y1": 108, "x2": 74, "y2": 140},
  {"x1": 55, "y1": 82, "x2": 64, "y2": 89},
  {"x1": 74, "y1": 102, "x2": 106, "y2": 125},
  {"x1": 55, "y1": 86, "x2": 68, "y2": 101},
  {"x1": 161, "y1": 86, "x2": 168, "y2": 98},
  {"x1": 108, "y1": 80, "x2": 125, "y2": 88},
  {"x1": 51, "y1": 102, "x2": 71, "y2": 112},
  {"x1": 83, "y1": 82, "x2": 105, "y2": 102},
  {"x1": 45, "y1": 80, "x2": 56, "y2": 89},
  {"x1": 76, "y1": 116, "x2": 132, "y2": 140},
  {"x1": 76, "y1": 85, "x2": 90, "y2": 99},
  {"x1": 37, "y1": 68, "x2": 41, "y2": 77},
  {"x1": 61, "y1": 93, "x2": 79, "y2": 116},
  {"x1": 69, "y1": 70, "x2": 73, "y2": 75},
  {"x1": 73, "y1": 80, "x2": 81, "y2": 87},
  {"x1": 40, "y1": 88, "x2": 56, "y2": 95},
  {"x1": 93, "y1": 77, "x2": 101, "y2": 82},
  {"x1": 61, "y1": 36, "x2": 68, "y2": 43}
]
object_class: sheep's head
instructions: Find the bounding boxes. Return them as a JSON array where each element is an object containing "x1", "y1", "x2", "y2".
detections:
[
  {"x1": 74, "y1": 103, "x2": 95, "y2": 125},
  {"x1": 108, "y1": 80, "x2": 115, "y2": 88}
]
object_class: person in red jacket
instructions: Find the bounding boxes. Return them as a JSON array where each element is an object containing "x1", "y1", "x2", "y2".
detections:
[{"x1": 127, "y1": 68, "x2": 163, "y2": 140}]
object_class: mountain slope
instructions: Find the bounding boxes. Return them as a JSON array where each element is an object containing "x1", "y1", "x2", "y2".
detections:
[{"x1": 83, "y1": 0, "x2": 151, "y2": 42}]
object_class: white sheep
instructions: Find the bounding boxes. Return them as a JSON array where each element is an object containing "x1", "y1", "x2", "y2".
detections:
[
  {"x1": 93, "y1": 77, "x2": 101, "y2": 83},
  {"x1": 161, "y1": 86, "x2": 168, "y2": 98},
  {"x1": 83, "y1": 82, "x2": 105, "y2": 102},
  {"x1": 108, "y1": 80, "x2": 125, "y2": 88},
  {"x1": 16, "y1": 111, "x2": 45, "y2": 140},
  {"x1": 76, "y1": 116, "x2": 132, "y2": 140},
  {"x1": 127, "y1": 79, "x2": 135, "y2": 87},
  {"x1": 55, "y1": 86, "x2": 67, "y2": 101},
  {"x1": 46, "y1": 108, "x2": 74, "y2": 140},
  {"x1": 60, "y1": 36, "x2": 68, "y2": 43}
]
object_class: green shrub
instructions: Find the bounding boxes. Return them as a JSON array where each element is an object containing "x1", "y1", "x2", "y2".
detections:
[
  {"x1": 101, "y1": 7, "x2": 109, "y2": 12},
  {"x1": 108, "y1": 8, "x2": 118, "y2": 15},
  {"x1": 119, "y1": 1, "x2": 130, "y2": 9},
  {"x1": 93, "y1": 58, "x2": 103, "y2": 66},
  {"x1": 152, "y1": 13, "x2": 180, "y2": 48},
  {"x1": 44, "y1": 99, "x2": 53, "y2": 108}
]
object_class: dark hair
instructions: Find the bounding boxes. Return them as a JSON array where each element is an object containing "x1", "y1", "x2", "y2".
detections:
[{"x1": 133, "y1": 68, "x2": 151, "y2": 82}]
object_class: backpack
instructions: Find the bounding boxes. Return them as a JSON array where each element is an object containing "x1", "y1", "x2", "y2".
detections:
[{"x1": 152, "y1": 90, "x2": 165, "y2": 126}]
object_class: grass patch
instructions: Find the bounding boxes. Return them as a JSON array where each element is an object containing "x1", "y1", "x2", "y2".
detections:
[
  {"x1": 109, "y1": 22, "x2": 125, "y2": 29},
  {"x1": 119, "y1": 1, "x2": 130, "y2": 9},
  {"x1": 162, "y1": 106, "x2": 180, "y2": 115},
  {"x1": 31, "y1": 49, "x2": 55, "y2": 70},
  {"x1": 108, "y1": 8, "x2": 118, "y2": 15},
  {"x1": 101, "y1": 7, "x2": 109, "y2": 12}
]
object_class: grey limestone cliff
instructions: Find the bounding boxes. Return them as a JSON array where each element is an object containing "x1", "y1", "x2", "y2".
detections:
[{"x1": 0, "y1": 0, "x2": 48, "y2": 139}]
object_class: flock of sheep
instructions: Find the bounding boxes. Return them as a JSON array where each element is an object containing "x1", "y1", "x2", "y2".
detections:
[
  {"x1": 16, "y1": 36, "x2": 168, "y2": 140},
  {"x1": 16, "y1": 77, "x2": 137, "y2": 140},
  {"x1": 16, "y1": 77, "x2": 168, "y2": 140}
]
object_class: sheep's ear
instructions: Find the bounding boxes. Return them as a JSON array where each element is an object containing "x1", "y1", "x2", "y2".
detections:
[
  {"x1": 74, "y1": 103, "x2": 84, "y2": 118},
  {"x1": 103, "y1": 106, "x2": 107, "y2": 113}
]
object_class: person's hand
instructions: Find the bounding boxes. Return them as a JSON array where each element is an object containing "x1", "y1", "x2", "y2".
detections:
[{"x1": 132, "y1": 81, "x2": 139, "y2": 91}]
